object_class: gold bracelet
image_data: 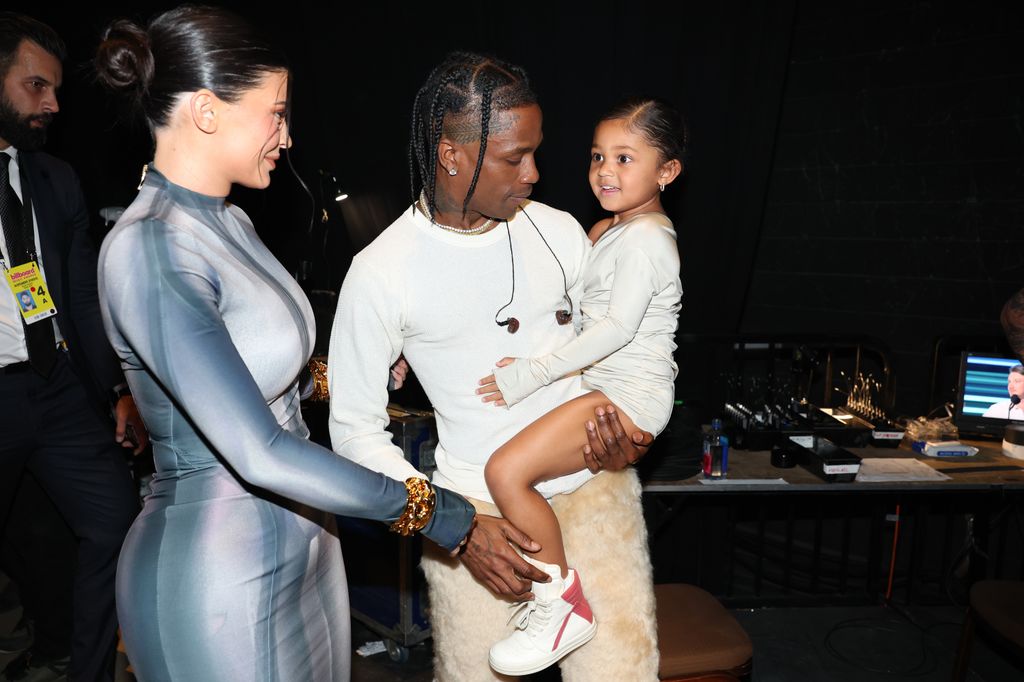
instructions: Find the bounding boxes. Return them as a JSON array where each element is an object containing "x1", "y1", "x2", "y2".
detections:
[
  {"x1": 307, "y1": 357, "x2": 329, "y2": 402},
  {"x1": 389, "y1": 478, "x2": 436, "y2": 536}
]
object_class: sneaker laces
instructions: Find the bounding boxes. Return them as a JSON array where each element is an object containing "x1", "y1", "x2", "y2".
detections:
[{"x1": 506, "y1": 599, "x2": 553, "y2": 638}]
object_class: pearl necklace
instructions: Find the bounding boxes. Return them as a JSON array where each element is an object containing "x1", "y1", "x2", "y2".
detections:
[{"x1": 416, "y1": 192, "x2": 497, "y2": 235}]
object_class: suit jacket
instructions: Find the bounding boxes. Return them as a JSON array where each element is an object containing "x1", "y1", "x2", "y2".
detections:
[{"x1": 20, "y1": 149, "x2": 123, "y2": 407}]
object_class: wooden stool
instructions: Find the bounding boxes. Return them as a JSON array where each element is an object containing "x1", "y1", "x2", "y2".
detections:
[
  {"x1": 952, "y1": 580, "x2": 1024, "y2": 681},
  {"x1": 656, "y1": 583, "x2": 753, "y2": 682}
]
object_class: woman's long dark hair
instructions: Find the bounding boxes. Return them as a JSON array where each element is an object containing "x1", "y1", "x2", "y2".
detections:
[{"x1": 95, "y1": 5, "x2": 289, "y2": 132}]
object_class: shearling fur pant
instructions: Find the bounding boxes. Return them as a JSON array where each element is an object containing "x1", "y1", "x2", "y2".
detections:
[{"x1": 422, "y1": 468, "x2": 659, "y2": 682}]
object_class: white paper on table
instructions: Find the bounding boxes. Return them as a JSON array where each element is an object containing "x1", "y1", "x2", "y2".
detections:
[{"x1": 855, "y1": 458, "x2": 951, "y2": 482}]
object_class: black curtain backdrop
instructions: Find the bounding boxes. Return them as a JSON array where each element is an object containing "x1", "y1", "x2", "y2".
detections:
[
  {"x1": 7, "y1": 0, "x2": 792, "y2": 325},
  {"x1": 39, "y1": 0, "x2": 1024, "y2": 419},
  {"x1": 742, "y1": 2, "x2": 1024, "y2": 416},
  {"x1": 10, "y1": 1, "x2": 1024, "y2": 417}
]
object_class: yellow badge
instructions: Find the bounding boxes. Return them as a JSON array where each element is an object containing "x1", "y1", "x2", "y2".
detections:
[{"x1": 4, "y1": 261, "x2": 57, "y2": 324}]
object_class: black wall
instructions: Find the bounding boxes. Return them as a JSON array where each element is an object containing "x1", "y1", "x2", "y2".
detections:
[
  {"x1": 743, "y1": 2, "x2": 1024, "y2": 416},
  {"x1": 8, "y1": 1, "x2": 1024, "y2": 418}
]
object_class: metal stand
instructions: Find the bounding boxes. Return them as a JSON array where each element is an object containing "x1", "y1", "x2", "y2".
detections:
[{"x1": 339, "y1": 404, "x2": 438, "y2": 661}]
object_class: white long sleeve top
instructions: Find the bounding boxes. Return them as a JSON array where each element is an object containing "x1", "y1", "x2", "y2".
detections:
[
  {"x1": 493, "y1": 212, "x2": 681, "y2": 434},
  {"x1": 328, "y1": 200, "x2": 595, "y2": 502}
]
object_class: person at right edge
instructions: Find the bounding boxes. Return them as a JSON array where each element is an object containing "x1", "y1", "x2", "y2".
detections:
[
  {"x1": 328, "y1": 53, "x2": 659, "y2": 681},
  {"x1": 1002, "y1": 295, "x2": 1024, "y2": 386}
]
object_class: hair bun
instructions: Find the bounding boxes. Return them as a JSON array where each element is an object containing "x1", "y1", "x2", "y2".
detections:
[{"x1": 95, "y1": 20, "x2": 154, "y2": 94}]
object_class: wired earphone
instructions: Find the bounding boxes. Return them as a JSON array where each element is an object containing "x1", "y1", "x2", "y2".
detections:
[{"x1": 494, "y1": 207, "x2": 573, "y2": 334}]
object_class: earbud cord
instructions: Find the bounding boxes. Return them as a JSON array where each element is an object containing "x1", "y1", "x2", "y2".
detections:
[
  {"x1": 494, "y1": 208, "x2": 575, "y2": 327},
  {"x1": 521, "y1": 206, "x2": 573, "y2": 312},
  {"x1": 494, "y1": 220, "x2": 515, "y2": 325}
]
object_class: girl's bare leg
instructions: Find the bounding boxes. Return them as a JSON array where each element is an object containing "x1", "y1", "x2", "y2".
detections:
[{"x1": 484, "y1": 391, "x2": 638, "y2": 577}]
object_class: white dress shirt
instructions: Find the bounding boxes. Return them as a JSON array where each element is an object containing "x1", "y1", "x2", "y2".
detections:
[{"x1": 0, "y1": 146, "x2": 62, "y2": 368}]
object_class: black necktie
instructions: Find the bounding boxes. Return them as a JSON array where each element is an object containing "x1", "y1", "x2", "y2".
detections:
[{"x1": 1, "y1": 154, "x2": 56, "y2": 377}]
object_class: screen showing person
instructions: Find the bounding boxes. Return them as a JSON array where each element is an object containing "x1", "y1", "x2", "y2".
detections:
[
  {"x1": 980, "y1": 364, "x2": 1024, "y2": 420},
  {"x1": 962, "y1": 356, "x2": 1024, "y2": 420}
]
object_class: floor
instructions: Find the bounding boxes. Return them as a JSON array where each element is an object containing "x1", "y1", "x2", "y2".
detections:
[
  {"x1": 732, "y1": 603, "x2": 1020, "y2": 681},
  {"x1": 2, "y1": 575, "x2": 1021, "y2": 681},
  {"x1": 345, "y1": 601, "x2": 1022, "y2": 682}
]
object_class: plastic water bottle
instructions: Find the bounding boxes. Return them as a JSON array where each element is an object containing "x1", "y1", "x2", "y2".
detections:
[{"x1": 702, "y1": 418, "x2": 729, "y2": 479}]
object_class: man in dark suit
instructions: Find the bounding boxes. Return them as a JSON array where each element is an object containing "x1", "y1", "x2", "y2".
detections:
[{"x1": 0, "y1": 12, "x2": 147, "y2": 682}]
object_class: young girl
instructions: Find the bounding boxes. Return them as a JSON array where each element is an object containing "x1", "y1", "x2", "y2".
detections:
[{"x1": 478, "y1": 97, "x2": 685, "y2": 676}]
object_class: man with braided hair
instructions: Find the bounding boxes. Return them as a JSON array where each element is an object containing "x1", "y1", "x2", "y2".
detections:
[{"x1": 329, "y1": 52, "x2": 659, "y2": 681}]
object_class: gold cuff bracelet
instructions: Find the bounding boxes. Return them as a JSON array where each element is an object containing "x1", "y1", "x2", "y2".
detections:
[{"x1": 389, "y1": 478, "x2": 436, "y2": 536}]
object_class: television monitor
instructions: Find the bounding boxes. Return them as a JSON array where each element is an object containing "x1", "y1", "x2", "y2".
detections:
[{"x1": 954, "y1": 352, "x2": 1024, "y2": 437}]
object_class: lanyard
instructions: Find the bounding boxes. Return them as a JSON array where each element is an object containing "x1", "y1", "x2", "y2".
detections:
[
  {"x1": 1, "y1": 156, "x2": 38, "y2": 270},
  {"x1": 17, "y1": 156, "x2": 37, "y2": 263}
]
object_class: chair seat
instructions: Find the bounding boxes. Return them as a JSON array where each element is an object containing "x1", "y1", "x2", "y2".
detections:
[
  {"x1": 656, "y1": 583, "x2": 753, "y2": 679},
  {"x1": 970, "y1": 580, "x2": 1024, "y2": 647}
]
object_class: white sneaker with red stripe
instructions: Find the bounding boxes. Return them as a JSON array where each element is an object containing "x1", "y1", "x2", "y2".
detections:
[{"x1": 488, "y1": 563, "x2": 597, "y2": 676}]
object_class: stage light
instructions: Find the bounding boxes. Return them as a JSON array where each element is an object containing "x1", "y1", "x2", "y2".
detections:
[{"x1": 320, "y1": 170, "x2": 350, "y2": 203}]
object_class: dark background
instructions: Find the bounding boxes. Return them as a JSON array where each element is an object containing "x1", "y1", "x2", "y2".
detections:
[{"x1": 8, "y1": 0, "x2": 1024, "y2": 419}]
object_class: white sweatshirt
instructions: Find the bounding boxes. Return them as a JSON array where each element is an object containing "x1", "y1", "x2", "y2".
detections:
[{"x1": 328, "y1": 200, "x2": 594, "y2": 502}]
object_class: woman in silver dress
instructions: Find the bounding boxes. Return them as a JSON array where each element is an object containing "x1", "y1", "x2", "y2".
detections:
[{"x1": 94, "y1": 7, "x2": 475, "y2": 680}]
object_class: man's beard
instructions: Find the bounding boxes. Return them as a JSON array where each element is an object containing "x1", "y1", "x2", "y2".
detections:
[{"x1": 0, "y1": 94, "x2": 52, "y2": 151}]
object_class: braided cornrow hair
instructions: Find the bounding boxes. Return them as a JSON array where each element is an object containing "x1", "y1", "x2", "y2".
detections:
[{"x1": 408, "y1": 52, "x2": 537, "y2": 219}]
